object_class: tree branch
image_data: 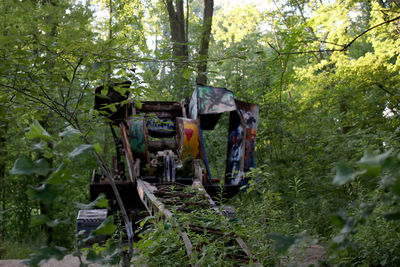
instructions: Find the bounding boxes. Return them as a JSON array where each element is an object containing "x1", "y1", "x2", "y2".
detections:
[{"x1": 273, "y1": 15, "x2": 400, "y2": 56}]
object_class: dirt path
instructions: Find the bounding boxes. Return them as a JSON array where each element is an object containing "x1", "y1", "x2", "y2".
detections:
[
  {"x1": 280, "y1": 244, "x2": 327, "y2": 267},
  {"x1": 0, "y1": 255, "x2": 99, "y2": 267},
  {"x1": 0, "y1": 245, "x2": 326, "y2": 266}
]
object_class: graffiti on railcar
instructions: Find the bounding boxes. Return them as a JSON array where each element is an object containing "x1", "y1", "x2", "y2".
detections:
[
  {"x1": 189, "y1": 89, "x2": 198, "y2": 119},
  {"x1": 146, "y1": 118, "x2": 175, "y2": 138},
  {"x1": 236, "y1": 100, "x2": 259, "y2": 172},
  {"x1": 176, "y1": 118, "x2": 201, "y2": 161},
  {"x1": 128, "y1": 118, "x2": 147, "y2": 158},
  {"x1": 197, "y1": 85, "x2": 236, "y2": 115},
  {"x1": 182, "y1": 120, "x2": 201, "y2": 160},
  {"x1": 225, "y1": 111, "x2": 245, "y2": 185}
]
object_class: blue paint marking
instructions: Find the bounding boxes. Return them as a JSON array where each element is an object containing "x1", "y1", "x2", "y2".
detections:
[{"x1": 198, "y1": 123, "x2": 213, "y2": 183}]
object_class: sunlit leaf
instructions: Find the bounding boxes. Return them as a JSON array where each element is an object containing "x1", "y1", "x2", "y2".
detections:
[
  {"x1": 68, "y1": 144, "x2": 94, "y2": 158},
  {"x1": 181, "y1": 68, "x2": 192, "y2": 79},
  {"x1": 26, "y1": 120, "x2": 52, "y2": 141},
  {"x1": 59, "y1": 126, "x2": 81, "y2": 138},
  {"x1": 92, "y1": 216, "x2": 116, "y2": 236},
  {"x1": 93, "y1": 143, "x2": 102, "y2": 154},
  {"x1": 75, "y1": 193, "x2": 109, "y2": 209}
]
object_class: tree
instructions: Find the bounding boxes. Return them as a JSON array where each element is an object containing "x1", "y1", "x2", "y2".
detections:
[
  {"x1": 196, "y1": 0, "x2": 214, "y2": 85},
  {"x1": 164, "y1": 0, "x2": 190, "y2": 93}
]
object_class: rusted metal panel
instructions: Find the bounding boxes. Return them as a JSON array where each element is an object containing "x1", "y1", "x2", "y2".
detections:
[
  {"x1": 148, "y1": 140, "x2": 177, "y2": 151},
  {"x1": 126, "y1": 117, "x2": 149, "y2": 163},
  {"x1": 225, "y1": 110, "x2": 245, "y2": 185},
  {"x1": 236, "y1": 100, "x2": 259, "y2": 172},
  {"x1": 176, "y1": 118, "x2": 201, "y2": 161},
  {"x1": 143, "y1": 111, "x2": 179, "y2": 118},
  {"x1": 139, "y1": 101, "x2": 183, "y2": 112}
]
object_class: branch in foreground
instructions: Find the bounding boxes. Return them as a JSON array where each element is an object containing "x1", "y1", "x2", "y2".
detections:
[{"x1": 271, "y1": 15, "x2": 400, "y2": 56}]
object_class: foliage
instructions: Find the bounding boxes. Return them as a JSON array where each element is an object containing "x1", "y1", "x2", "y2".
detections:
[
  {"x1": 133, "y1": 216, "x2": 187, "y2": 266},
  {"x1": 1, "y1": 0, "x2": 400, "y2": 265},
  {"x1": 329, "y1": 150, "x2": 400, "y2": 266}
]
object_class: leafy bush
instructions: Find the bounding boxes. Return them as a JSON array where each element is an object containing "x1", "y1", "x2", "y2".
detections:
[{"x1": 329, "y1": 150, "x2": 400, "y2": 266}]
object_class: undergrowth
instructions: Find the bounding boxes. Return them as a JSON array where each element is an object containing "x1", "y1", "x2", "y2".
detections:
[{"x1": 0, "y1": 232, "x2": 47, "y2": 259}]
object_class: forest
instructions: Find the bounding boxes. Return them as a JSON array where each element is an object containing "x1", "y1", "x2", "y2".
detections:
[{"x1": 1, "y1": 0, "x2": 400, "y2": 266}]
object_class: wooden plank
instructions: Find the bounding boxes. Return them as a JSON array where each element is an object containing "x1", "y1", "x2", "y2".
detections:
[
  {"x1": 120, "y1": 123, "x2": 136, "y2": 183},
  {"x1": 136, "y1": 179, "x2": 172, "y2": 218}
]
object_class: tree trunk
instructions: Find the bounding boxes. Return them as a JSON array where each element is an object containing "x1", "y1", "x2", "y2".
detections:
[
  {"x1": 0, "y1": 120, "x2": 7, "y2": 240},
  {"x1": 0, "y1": 0, "x2": 9, "y2": 241},
  {"x1": 164, "y1": 0, "x2": 189, "y2": 95},
  {"x1": 196, "y1": 0, "x2": 214, "y2": 85}
]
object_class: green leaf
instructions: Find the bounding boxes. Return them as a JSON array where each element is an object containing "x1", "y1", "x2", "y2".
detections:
[
  {"x1": 92, "y1": 216, "x2": 116, "y2": 236},
  {"x1": 333, "y1": 161, "x2": 359, "y2": 186},
  {"x1": 24, "y1": 246, "x2": 67, "y2": 266},
  {"x1": 359, "y1": 150, "x2": 392, "y2": 169},
  {"x1": 134, "y1": 100, "x2": 142, "y2": 109},
  {"x1": 331, "y1": 214, "x2": 345, "y2": 228},
  {"x1": 86, "y1": 250, "x2": 102, "y2": 263},
  {"x1": 47, "y1": 167, "x2": 72, "y2": 185},
  {"x1": 93, "y1": 143, "x2": 102, "y2": 154},
  {"x1": 68, "y1": 144, "x2": 94, "y2": 158},
  {"x1": 59, "y1": 126, "x2": 81, "y2": 138},
  {"x1": 27, "y1": 184, "x2": 57, "y2": 205},
  {"x1": 181, "y1": 68, "x2": 192, "y2": 79},
  {"x1": 10, "y1": 154, "x2": 50, "y2": 176},
  {"x1": 26, "y1": 120, "x2": 52, "y2": 141},
  {"x1": 75, "y1": 193, "x2": 109, "y2": 209},
  {"x1": 32, "y1": 141, "x2": 47, "y2": 151}
]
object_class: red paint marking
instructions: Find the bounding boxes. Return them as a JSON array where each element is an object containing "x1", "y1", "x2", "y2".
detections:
[
  {"x1": 185, "y1": 129, "x2": 194, "y2": 141},
  {"x1": 233, "y1": 136, "x2": 238, "y2": 146}
]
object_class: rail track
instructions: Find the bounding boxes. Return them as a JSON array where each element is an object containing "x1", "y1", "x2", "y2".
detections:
[{"x1": 137, "y1": 179, "x2": 258, "y2": 266}]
